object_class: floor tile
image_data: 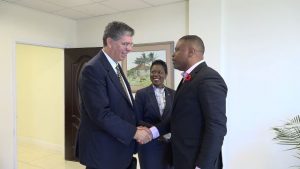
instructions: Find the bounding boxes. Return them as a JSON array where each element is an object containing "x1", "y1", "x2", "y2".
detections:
[
  {"x1": 18, "y1": 142, "x2": 140, "y2": 169},
  {"x1": 18, "y1": 143, "x2": 85, "y2": 169}
]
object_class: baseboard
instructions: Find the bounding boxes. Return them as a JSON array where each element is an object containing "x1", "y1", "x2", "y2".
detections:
[{"x1": 17, "y1": 136, "x2": 63, "y2": 153}]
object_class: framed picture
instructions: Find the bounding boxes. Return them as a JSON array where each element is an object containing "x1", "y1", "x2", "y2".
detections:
[{"x1": 122, "y1": 41, "x2": 174, "y2": 92}]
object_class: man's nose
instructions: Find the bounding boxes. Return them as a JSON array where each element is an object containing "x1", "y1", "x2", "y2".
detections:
[{"x1": 127, "y1": 45, "x2": 133, "y2": 51}]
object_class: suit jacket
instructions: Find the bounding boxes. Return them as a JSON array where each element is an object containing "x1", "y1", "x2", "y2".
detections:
[
  {"x1": 134, "y1": 85, "x2": 175, "y2": 169},
  {"x1": 76, "y1": 50, "x2": 137, "y2": 169},
  {"x1": 157, "y1": 62, "x2": 227, "y2": 169}
]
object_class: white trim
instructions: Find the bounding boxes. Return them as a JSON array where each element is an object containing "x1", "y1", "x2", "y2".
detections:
[
  {"x1": 12, "y1": 41, "x2": 17, "y2": 169},
  {"x1": 12, "y1": 40, "x2": 66, "y2": 169},
  {"x1": 15, "y1": 40, "x2": 66, "y2": 49}
]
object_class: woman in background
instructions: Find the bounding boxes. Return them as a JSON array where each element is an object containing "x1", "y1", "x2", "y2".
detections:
[{"x1": 135, "y1": 59, "x2": 175, "y2": 169}]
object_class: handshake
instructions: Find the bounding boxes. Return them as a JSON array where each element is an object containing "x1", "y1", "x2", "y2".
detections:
[{"x1": 134, "y1": 126, "x2": 152, "y2": 144}]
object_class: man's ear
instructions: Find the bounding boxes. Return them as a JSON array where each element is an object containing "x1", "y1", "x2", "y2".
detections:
[
  {"x1": 188, "y1": 47, "x2": 196, "y2": 57},
  {"x1": 106, "y1": 37, "x2": 113, "y2": 48}
]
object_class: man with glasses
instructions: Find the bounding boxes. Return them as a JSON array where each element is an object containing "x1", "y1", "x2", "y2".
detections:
[{"x1": 76, "y1": 21, "x2": 152, "y2": 169}]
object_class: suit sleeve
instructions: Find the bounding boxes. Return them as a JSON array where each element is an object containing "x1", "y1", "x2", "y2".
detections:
[
  {"x1": 79, "y1": 65, "x2": 136, "y2": 146},
  {"x1": 134, "y1": 90, "x2": 153, "y2": 127},
  {"x1": 195, "y1": 75, "x2": 227, "y2": 168},
  {"x1": 156, "y1": 115, "x2": 171, "y2": 136},
  {"x1": 134, "y1": 90, "x2": 145, "y2": 124}
]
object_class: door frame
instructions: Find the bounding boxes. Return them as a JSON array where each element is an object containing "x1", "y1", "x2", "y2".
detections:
[{"x1": 12, "y1": 39, "x2": 66, "y2": 169}]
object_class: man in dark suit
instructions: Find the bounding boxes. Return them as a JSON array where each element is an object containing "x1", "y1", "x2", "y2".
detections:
[
  {"x1": 151, "y1": 35, "x2": 227, "y2": 169},
  {"x1": 135, "y1": 60, "x2": 175, "y2": 169},
  {"x1": 76, "y1": 21, "x2": 151, "y2": 169}
]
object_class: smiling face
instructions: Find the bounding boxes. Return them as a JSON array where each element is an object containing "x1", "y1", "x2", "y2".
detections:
[
  {"x1": 150, "y1": 64, "x2": 167, "y2": 88},
  {"x1": 106, "y1": 35, "x2": 133, "y2": 62}
]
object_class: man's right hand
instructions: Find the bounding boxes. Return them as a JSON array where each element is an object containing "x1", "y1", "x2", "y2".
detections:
[{"x1": 134, "y1": 126, "x2": 152, "y2": 144}]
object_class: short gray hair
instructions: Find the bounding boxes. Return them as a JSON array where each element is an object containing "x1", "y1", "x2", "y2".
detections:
[{"x1": 102, "y1": 21, "x2": 134, "y2": 46}]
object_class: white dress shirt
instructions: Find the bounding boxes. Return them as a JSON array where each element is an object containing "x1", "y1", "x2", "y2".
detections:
[
  {"x1": 102, "y1": 49, "x2": 132, "y2": 105},
  {"x1": 153, "y1": 86, "x2": 166, "y2": 116}
]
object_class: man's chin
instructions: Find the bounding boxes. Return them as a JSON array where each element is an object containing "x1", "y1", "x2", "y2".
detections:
[
  {"x1": 173, "y1": 65, "x2": 183, "y2": 71},
  {"x1": 118, "y1": 56, "x2": 126, "y2": 61}
]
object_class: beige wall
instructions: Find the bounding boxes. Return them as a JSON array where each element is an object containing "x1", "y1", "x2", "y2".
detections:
[
  {"x1": 0, "y1": 2, "x2": 76, "y2": 169},
  {"x1": 16, "y1": 44, "x2": 64, "y2": 149}
]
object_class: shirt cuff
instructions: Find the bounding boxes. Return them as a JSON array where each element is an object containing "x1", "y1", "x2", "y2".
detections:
[{"x1": 149, "y1": 126, "x2": 160, "y2": 139}]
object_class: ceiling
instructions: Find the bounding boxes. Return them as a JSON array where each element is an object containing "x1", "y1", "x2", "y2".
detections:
[{"x1": 2, "y1": 0, "x2": 186, "y2": 20}]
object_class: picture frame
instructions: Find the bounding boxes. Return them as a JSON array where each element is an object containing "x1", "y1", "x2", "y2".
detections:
[{"x1": 122, "y1": 41, "x2": 174, "y2": 92}]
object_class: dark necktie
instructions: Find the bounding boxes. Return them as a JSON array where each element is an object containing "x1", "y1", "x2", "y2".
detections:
[{"x1": 115, "y1": 64, "x2": 132, "y2": 105}]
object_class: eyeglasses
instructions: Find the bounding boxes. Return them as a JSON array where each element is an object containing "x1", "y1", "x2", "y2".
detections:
[{"x1": 121, "y1": 42, "x2": 134, "y2": 48}]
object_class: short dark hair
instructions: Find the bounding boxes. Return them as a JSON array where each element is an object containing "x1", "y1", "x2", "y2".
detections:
[
  {"x1": 179, "y1": 35, "x2": 205, "y2": 54},
  {"x1": 102, "y1": 21, "x2": 134, "y2": 46},
  {"x1": 150, "y1": 59, "x2": 168, "y2": 75}
]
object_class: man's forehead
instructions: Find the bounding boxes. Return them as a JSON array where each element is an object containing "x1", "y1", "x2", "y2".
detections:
[{"x1": 118, "y1": 35, "x2": 133, "y2": 41}]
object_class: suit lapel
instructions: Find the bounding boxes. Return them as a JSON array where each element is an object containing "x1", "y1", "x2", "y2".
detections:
[
  {"x1": 172, "y1": 62, "x2": 207, "y2": 111},
  {"x1": 161, "y1": 88, "x2": 172, "y2": 120},
  {"x1": 147, "y1": 86, "x2": 161, "y2": 117},
  {"x1": 99, "y1": 52, "x2": 133, "y2": 107},
  {"x1": 173, "y1": 78, "x2": 183, "y2": 104}
]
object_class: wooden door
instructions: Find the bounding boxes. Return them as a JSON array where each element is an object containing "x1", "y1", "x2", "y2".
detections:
[{"x1": 64, "y1": 47, "x2": 100, "y2": 161}]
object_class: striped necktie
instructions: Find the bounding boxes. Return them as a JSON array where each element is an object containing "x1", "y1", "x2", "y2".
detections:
[{"x1": 115, "y1": 64, "x2": 132, "y2": 105}]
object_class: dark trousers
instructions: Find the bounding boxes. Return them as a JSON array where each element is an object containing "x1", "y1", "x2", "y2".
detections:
[{"x1": 85, "y1": 157, "x2": 136, "y2": 169}]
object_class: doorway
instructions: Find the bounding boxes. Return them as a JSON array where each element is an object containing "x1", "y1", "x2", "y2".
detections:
[{"x1": 16, "y1": 44, "x2": 84, "y2": 169}]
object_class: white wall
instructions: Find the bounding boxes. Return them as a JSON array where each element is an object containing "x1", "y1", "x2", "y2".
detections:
[
  {"x1": 188, "y1": 0, "x2": 300, "y2": 168},
  {"x1": 2, "y1": 0, "x2": 300, "y2": 168},
  {"x1": 189, "y1": 0, "x2": 222, "y2": 71},
  {"x1": 0, "y1": 2, "x2": 76, "y2": 169},
  {"x1": 222, "y1": 0, "x2": 300, "y2": 168},
  {"x1": 76, "y1": 1, "x2": 188, "y2": 88}
]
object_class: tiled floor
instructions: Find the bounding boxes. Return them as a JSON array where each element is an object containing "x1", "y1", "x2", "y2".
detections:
[
  {"x1": 17, "y1": 141, "x2": 85, "y2": 169},
  {"x1": 18, "y1": 141, "x2": 140, "y2": 169}
]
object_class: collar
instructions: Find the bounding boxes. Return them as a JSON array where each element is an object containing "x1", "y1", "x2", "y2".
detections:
[
  {"x1": 102, "y1": 49, "x2": 118, "y2": 73},
  {"x1": 181, "y1": 60, "x2": 205, "y2": 77},
  {"x1": 152, "y1": 85, "x2": 165, "y2": 92}
]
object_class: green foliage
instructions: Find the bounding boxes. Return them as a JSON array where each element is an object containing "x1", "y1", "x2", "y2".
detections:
[
  {"x1": 134, "y1": 52, "x2": 156, "y2": 65},
  {"x1": 128, "y1": 52, "x2": 156, "y2": 86},
  {"x1": 273, "y1": 115, "x2": 300, "y2": 167}
]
